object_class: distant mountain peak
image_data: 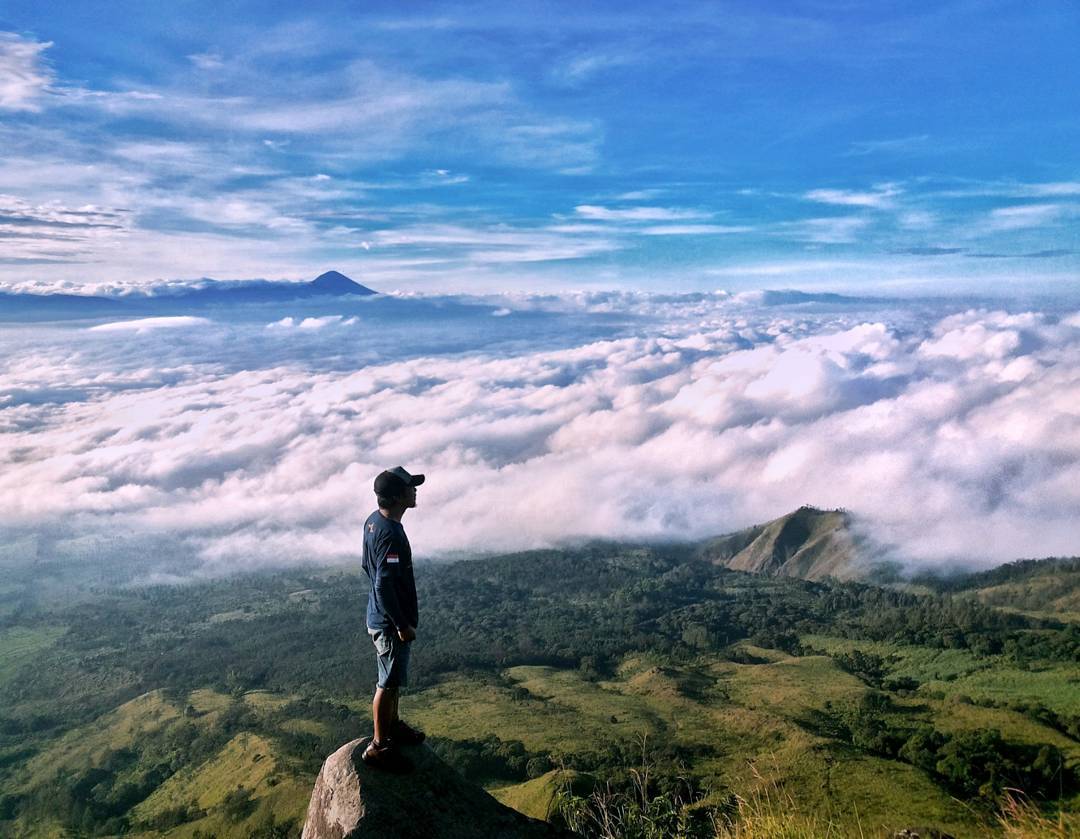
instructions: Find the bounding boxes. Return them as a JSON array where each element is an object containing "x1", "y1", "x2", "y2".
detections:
[
  {"x1": 698, "y1": 506, "x2": 866, "y2": 581},
  {"x1": 310, "y1": 270, "x2": 375, "y2": 295}
]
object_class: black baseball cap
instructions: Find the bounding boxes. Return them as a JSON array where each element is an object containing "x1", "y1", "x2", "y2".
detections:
[{"x1": 374, "y1": 466, "x2": 426, "y2": 497}]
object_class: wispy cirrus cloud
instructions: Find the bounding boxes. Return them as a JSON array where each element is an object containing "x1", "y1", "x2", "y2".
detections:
[
  {"x1": 551, "y1": 51, "x2": 636, "y2": 86},
  {"x1": 931, "y1": 180, "x2": 1080, "y2": 200},
  {"x1": 187, "y1": 52, "x2": 225, "y2": 71},
  {"x1": 0, "y1": 193, "x2": 131, "y2": 265},
  {"x1": 45, "y1": 54, "x2": 599, "y2": 173},
  {"x1": 781, "y1": 215, "x2": 871, "y2": 244},
  {"x1": 846, "y1": 134, "x2": 931, "y2": 156},
  {"x1": 0, "y1": 32, "x2": 54, "y2": 111},
  {"x1": 984, "y1": 203, "x2": 1068, "y2": 232},
  {"x1": 1015, "y1": 182, "x2": 1080, "y2": 198},
  {"x1": 366, "y1": 222, "x2": 620, "y2": 264},
  {"x1": 639, "y1": 224, "x2": 751, "y2": 236},
  {"x1": 803, "y1": 185, "x2": 901, "y2": 209},
  {"x1": 889, "y1": 246, "x2": 963, "y2": 256},
  {"x1": 573, "y1": 204, "x2": 711, "y2": 222}
]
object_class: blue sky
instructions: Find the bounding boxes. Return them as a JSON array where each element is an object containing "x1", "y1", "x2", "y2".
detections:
[{"x1": 1, "y1": 1, "x2": 1078, "y2": 293}]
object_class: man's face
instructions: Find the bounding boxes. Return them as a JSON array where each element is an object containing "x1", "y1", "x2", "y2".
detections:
[{"x1": 403, "y1": 484, "x2": 418, "y2": 508}]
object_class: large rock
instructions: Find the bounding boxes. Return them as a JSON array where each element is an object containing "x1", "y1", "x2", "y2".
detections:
[{"x1": 301, "y1": 738, "x2": 574, "y2": 839}]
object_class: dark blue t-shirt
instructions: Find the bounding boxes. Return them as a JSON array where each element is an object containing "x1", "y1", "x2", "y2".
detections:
[{"x1": 361, "y1": 510, "x2": 418, "y2": 632}]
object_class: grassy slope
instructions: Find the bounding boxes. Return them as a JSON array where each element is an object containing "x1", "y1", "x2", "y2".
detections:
[
  {"x1": 490, "y1": 769, "x2": 589, "y2": 820},
  {"x1": 129, "y1": 730, "x2": 311, "y2": 839},
  {"x1": 971, "y1": 575, "x2": 1080, "y2": 622},
  {"x1": 938, "y1": 558, "x2": 1080, "y2": 623},
  {"x1": 133, "y1": 732, "x2": 278, "y2": 815},
  {"x1": 4, "y1": 687, "x2": 316, "y2": 839},
  {"x1": 5, "y1": 691, "x2": 182, "y2": 837},
  {"x1": 406, "y1": 651, "x2": 979, "y2": 837},
  {"x1": 15, "y1": 691, "x2": 180, "y2": 790}
]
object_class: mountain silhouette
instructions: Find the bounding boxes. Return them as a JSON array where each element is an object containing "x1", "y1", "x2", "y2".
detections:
[
  {"x1": 0, "y1": 270, "x2": 377, "y2": 321},
  {"x1": 161, "y1": 270, "x2": 377, "y2": 303},
  {"x1": 310, "y1": 270, "x2": 373, "y2": 295}
]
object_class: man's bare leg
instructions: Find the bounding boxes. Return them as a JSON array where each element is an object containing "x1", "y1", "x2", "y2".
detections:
[{"x1": 372, "y1": 686, "x2": 398, "y2": 745}]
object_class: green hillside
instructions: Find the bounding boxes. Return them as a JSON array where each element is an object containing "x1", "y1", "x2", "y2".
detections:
[
  {"x1": 0, "y1": 540, "x2": 1077, "y2": 837},
  {"x1": 491, "y1": 769, "x2": 591, "y2": 821},
  {"x1": 924, "y1": 557, "x2": 1080, "y2": 622}
]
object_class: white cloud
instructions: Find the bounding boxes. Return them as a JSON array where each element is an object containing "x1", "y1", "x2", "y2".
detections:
[
  {"x1": 366, "y1": 222, "x2": 621, "y2": 264},
  {"x1": 614, "y1": 189, "x2": 666, "y2": 201},
  {"x1": 0, "y1": 32, "x2": 53, "y2": 111},
  {"x1": 1021, "y1": 182, "x2": 1080, "y2": 197},
  {"x1": 917, "y1": 310, "x2": 1029, "y2": 361},
  {"x1": 573, "y1": 205, "x2": 711, "y2": 222},
  {"x1": 551, "y1": 52, "x2": 634, "y2": 85},
  {"x1": 267, "y1": 315, "x2": 358, "y2": 330},
  {"x1": 52, "y1": 56, "x2": 598, "y2": 172},
  {"x1": 88, "y1": 317, "x2": 212, "y2": 333},
  {"x1": 639, "y1": 224, "x2": 751, "y2": 236},
  {"x1": 933, "y1": 180, "x2": 1080, "y2": 200},
  {"x1": 2, "y1": 297, "x2": 1079, "y2": 575},
  {"x1": 803, "y1": 185, "x2": 900, "y2": 209},
  {"x1": 188, "y1": 52, "x2": 225, "y2": 70},
  {"x1": 782, "y1": 215, "x2": 871, "y2": 244},
  {"x1": 985, "y1": 203, "x2": 1065, "y2": 231},
  {"x1": 898, "y1": 210, "x2": 938, "y2": 230}
]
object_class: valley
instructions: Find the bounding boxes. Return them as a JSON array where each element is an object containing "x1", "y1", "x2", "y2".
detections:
[{"x1": 0, "y1": 519, "x2": 1077, "y2": 837}]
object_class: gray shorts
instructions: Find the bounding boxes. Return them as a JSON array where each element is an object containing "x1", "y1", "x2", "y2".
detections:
[{"x1": 369, "y1": 628, "x2": 410, "y2": 689}]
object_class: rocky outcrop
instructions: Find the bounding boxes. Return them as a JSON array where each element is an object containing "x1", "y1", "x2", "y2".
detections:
[{"x1": 301, "y1": 738, "x2": 574, "y2": 839}]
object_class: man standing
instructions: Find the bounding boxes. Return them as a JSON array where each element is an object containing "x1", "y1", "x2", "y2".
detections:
[{"x1": 360, "y1": 466, "x2": 426, "y2": 772}]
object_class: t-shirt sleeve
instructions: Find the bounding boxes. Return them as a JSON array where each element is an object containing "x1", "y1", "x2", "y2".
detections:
[{"x1": 372, "y1": 529, "x2": 409, "y2": 630}]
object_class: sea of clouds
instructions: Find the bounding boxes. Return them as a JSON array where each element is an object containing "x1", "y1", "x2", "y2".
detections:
[{"x1": 2, "y1": 291, "x2": 1079, "y2": 579}]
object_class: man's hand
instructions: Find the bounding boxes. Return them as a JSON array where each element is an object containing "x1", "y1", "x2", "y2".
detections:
[{"x1": 397, "y1": 626, "x2": 417, "y2": 643}]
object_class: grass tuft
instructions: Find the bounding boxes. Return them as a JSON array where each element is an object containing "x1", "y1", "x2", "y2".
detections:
[
  {"x1": 997, "y1": 791, "x2": 1077, "y2": 839},
  {"x1": 711, "y1": 763, "x2": 849, "y2": 839}
]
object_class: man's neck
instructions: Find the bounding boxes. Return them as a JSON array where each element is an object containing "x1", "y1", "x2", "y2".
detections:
[{"x1": 379, "y1": 506, "x2": 407, "y2": 523}]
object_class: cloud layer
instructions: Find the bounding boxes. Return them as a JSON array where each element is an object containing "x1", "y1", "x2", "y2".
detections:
[{"x1": 2, "y1": 295, "x2": 1079, "y2": 576}]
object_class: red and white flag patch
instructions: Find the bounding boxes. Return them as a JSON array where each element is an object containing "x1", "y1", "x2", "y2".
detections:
[{"x1": 386, "y1": 553, "x2": 400, "y2": 564}]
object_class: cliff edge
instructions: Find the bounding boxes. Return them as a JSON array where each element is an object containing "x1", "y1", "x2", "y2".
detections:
[{"x1": 302, "y1": 737, "x2": 574, "y2": 839}]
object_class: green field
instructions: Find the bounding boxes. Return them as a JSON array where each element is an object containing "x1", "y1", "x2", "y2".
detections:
[
  {"x1": 0, "y1": 625, "x2": 66, "y2": 687},
  {"x1": 804, "y1": 634, "x2": 1080, "y2": 719}
]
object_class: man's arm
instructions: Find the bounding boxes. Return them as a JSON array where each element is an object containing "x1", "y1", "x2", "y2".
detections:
[{"x1": 372, "y1": 532, "x2": 415, "y2": 640}]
